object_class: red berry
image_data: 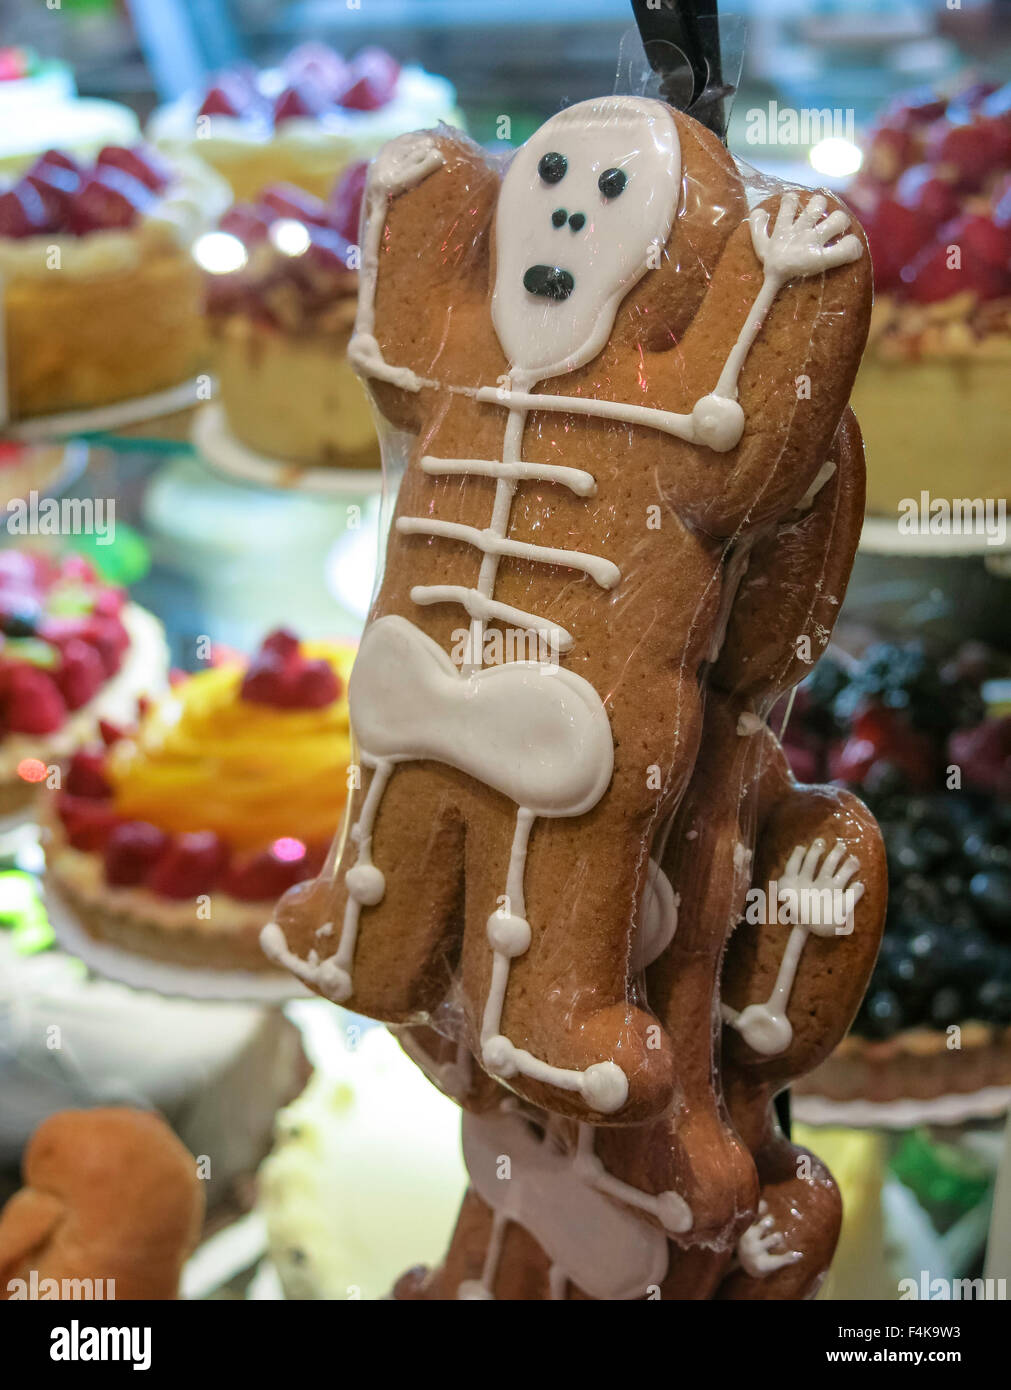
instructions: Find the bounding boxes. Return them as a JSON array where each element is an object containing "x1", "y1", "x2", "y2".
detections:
[
  {"x1": 68, "y1": 168, "x2": 153, "y2": 235},
  {"x1": 260, "y1": 183, "x2": 331, "y2": 227},
  {"x1": 58, "y1": 794, "x2": 118, "y2": 851},
  {"x1": 925, "y1": 116, "x2": 1011, "y2": 192},
  {"x1": 31, "y1": 148, "x2": 79, "y2": 176},
  {"x1": 0, "y1": 181, "x2": 51, "y2": 238},
  {"x1": 273, "y1": 79, "x2": 330, "y2": 124},
  {"x1": 900, "y1": 238, "x2": 1007, "y2": 304},
  {"x1": 24, "y1": 164, "x2": 79, "y2": 230},
  {"x1": 198, "y1": 75, "x2": 256, "y2": 120},
  {"x1": 948, "y1": 719, "x2": 1011, "y2": 800},
  {"x1": 282, "y1": 42, "x2": 349, "y2": 99},
  {"x1": 329, "y1": 160, "x2": 368, "y2": 243},
  {"x1": 104, "y1": 820, "x2": 170, "y2": 887},
  {"x1": 261, "y1": 628, "x2": 301, "y2": 662},
  {"x1": 292, "y1": 659, "x2": 340, "y2": 708},
  {"x1": 3, "y1": 666, "x2": 66, "y2": 733},
  {"x1": 240, "y1": 650, "x2": 291, "y2": 706},
  {"x1": 60, "y1": 554, "x2": 96, "y2": 583},
  {"x1": 98, "y1": 719, "x2": 125, "y2": 746},
  {"x1": 96, "y1": 144, "x2": 171, "y2": 194},
  {"x1": 338, "y1": 48, "x2": 399, "y2": 112},
  {"x1": 65, "y1": 747, "x2": 111, "y2": 799},
  {"x1": 220, "y1": 202, "x2": 274, "y2": 244},
  {"x1": 221, "y1": 845, "x2": 302, "y2": 902},
  {"x1": 828, "y1": 705, "x2": 935, "y2": 789},
  {"x1": 146, "y1": 831, "x2": 229, "y2": 900},
  {"x1": 295, "y1": 224, "x2": 355, "y2": 290},
  {"x1": 864, "y1": 125, "x2": 915, "y2": 185},
  {"x1": 57, "y1": 637, "x2": 106, "y2": 710},
  {"x1": 862, "y1": 196, "x2": 929, "y2": 293},
  {"x1": 894, "y1": 164, "x2": 959, "y2": 228},
  {"x1": 79, "y1": 614, "x2": 129, "y2": 677}
]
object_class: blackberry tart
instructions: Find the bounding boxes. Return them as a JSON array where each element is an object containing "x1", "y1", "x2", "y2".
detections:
[{"x1": 787, "y1": 640, "x2": 1011, "y2": 1103}]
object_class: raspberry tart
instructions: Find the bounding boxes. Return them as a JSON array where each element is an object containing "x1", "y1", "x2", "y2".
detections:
[
  {"x1": 1, "y1": 143, "x2": 230, "y2": 421},
  {"x1": 43, "y1": 630, "x2": 354, "y2": 972},
  {"x1": 202, "y1": 167, "x2": 377, "y2": 468},
  {"x1": 0, "y1": 550, "x2": 167, "y2": 817},
  {"x1": 148, "y1": 42, "x2": 462, "y2": 203},
  {"x1": 785, "y1": 641, "x2": 1011, "y2": 1104},
  {"x1": 847, "y1": 82, "x2": 1011, "y2": 517}
]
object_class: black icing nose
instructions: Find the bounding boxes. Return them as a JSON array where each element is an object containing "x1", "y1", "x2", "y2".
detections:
[{"x1": 523, "y1": 264, "x2": 575, "y2": 301}]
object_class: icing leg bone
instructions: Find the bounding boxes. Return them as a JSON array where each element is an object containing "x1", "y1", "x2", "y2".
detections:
[
  {"x1": 573, "y1": 1124, "x2": 692, "y2": 1236},
  {"x1": 303, "y1": 614, "x2": 631, "y2": 1113},
  {"x1": 722, "y1": 838, "x2": 864, "y2": 1056}
]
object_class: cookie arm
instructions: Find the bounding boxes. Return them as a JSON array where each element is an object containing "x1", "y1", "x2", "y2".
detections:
[
  {"x1": 350, "y1": 130, "x2": 499, "y2": 433},
  {"x1": 661, "y1": 192, "x2": 871, "y2": 535}
]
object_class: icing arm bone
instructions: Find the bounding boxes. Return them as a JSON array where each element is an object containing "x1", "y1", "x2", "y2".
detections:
[
  {"x1": 722, "y1": 837, "x2": 864, "y2": 1057},
  {"x1": 475, "y1": 191, "x2": 864, "y2": 455}
]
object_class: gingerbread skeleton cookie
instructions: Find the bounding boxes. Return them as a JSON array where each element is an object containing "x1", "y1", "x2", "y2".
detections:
[
  {"x1": 264, "y1": 95, "x2": 875, "y2": 1127},
  {"x1": 393, "y1": 398, "x2": 885, "y2": 1301}
]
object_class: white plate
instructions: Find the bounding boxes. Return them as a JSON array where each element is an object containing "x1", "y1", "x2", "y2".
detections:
[
  {"x1": 793, "y1": 1084, "x2": 1011, "y2": 1130},
  {"x1": 5, "y1": 378, "x2": 204, "y2": 442},
  {"x1": 193, "y1": 403, "x2": 384, "y2": 497},
  {"x1": 859, "y1": 514, "x2": 1011, "y2": 558},
  {"x1": 44, "y1": 880, "x2": 312, "y2": 1004}
]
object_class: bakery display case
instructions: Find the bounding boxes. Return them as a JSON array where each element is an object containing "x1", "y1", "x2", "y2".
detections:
[{"x1": 0, "y1": 0, "x2": 1009, "y2": 1330}]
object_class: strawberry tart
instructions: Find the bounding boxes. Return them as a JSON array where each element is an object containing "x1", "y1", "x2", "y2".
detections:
[
  {"x1": 0, "y1": 550, "x2": 167, "y2": 818},
  {"x1": 847, "y1": 82, "x2": 1011, "y2": 517},
  {"x1": 0, "y1": 47, "x2": 139, "y2": 179},
  {"x1": 1, "y1": 143, "x2": 230, "y2": 421},
  {"x1": 43, "y1": 630, "x2": 355, "y2": 972},
  {"x1": 148, "y1": 42, "x2": 462, "y2": 203},
  {"x1": 202, "y1": 167, "x2": 376, "y2": 468}
]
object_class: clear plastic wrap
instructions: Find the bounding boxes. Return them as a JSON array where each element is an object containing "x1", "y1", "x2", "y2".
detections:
[{"x1": 262, "y1": 59, "x2": 888, "y2": 1301}]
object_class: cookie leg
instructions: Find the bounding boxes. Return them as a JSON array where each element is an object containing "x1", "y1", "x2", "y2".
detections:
[
  {"x1": 264, "y1": 760, "x2": 468, "y2": 1017},
  {"x1": 461, "y1": 804, "x2": 677, "y2": 1123}
]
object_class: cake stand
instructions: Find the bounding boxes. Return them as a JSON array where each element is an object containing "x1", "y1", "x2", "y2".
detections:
[
  {"x1": 192, "y1": 403, "x2": 384, "y2": 498},
  {"x1": 5, "y1": 377, "x2": 207, "y2": 446},
  {"x1": 44, "y1": 880, "x2": 312, "y2": 1005}
]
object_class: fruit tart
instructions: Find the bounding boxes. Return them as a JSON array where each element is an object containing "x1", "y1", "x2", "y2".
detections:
[
  {"x1": 202, "y1": 167, "x2": 377, "y2": 468},
  {"x1": 148, "y1": 42, "x2": 462, "y2": 203},
  {"x1": 784, "y1": 641, "x2": 1011, "y2": 1104},
  {"x1": 43, "y1": 630, "x2": 355, "y2": 972},
  {"x1": 0, "y1": 550, "x2": 167, "y2": 817},
  {"x1": 847, "y1": 82, "x2": 1011, "y2": 517},
  {"x1": 1, "y1": 144, "x2": 230, "y2": 421}
]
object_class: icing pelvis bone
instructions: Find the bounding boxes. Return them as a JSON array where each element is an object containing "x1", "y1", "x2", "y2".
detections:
[{"x1": 264, "y1": 95, "x2": 876, "y2": 1127}]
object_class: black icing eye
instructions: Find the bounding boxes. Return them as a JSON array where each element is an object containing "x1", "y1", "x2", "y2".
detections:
[
  {"x1": 538, "y1": 152, "x2": 567, "y2": 184},
  {"x1": 551, "y1": 207, "x2": 567, "y2": 228},
  {"x1": 598, "y1": 167, "x2": 628, "y2": 199}
]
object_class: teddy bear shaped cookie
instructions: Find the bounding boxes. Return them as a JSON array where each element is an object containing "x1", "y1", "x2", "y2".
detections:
[
  {"x1": 263, "y1": 94, "x2": 876, "y2": 1129},
  {"x1": 0, "y1": 1108, "x2": 204, "y2": 1300}
]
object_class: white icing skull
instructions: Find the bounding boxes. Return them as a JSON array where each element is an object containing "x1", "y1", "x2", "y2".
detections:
[{"x1": 492, "y1": 95, "x2": 680, "y2": 385}]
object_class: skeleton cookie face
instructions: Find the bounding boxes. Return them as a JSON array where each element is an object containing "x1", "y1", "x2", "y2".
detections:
[{"x1": 492, "y1": 95, "x2": 680, "y2": 384}]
